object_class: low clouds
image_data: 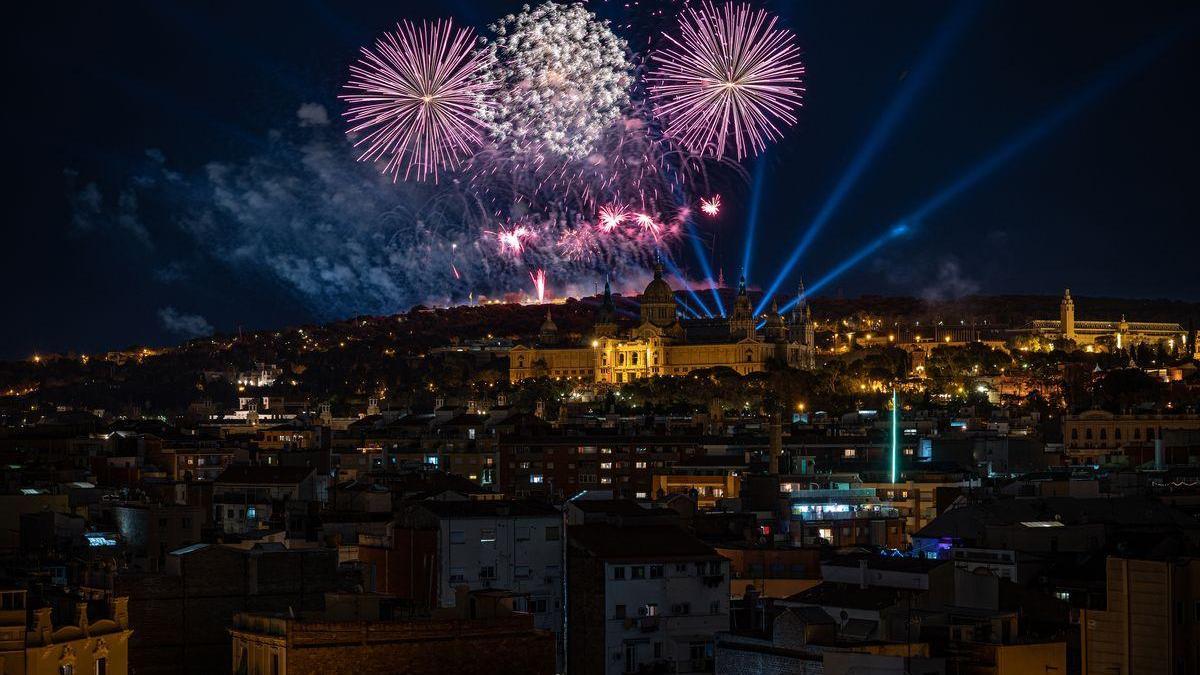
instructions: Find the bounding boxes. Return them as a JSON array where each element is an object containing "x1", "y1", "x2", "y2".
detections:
[
  {"x1": 296, "y1": 102, "x2": 330, "y2": 127},
  {"x1": 64, "y1": 102, "x2": 672, "y2": 323},
  {"x1": 65, "y1": 171, "x2": 152, "y2": 246},
  {"x1": 919, "y1": 257, "x2": 981, "y2": 301},
  {"x1": 157, "y1": 307, "x2": 213, "y2": 338}
]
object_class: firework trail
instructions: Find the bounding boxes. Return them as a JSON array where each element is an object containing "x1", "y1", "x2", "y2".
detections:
[
  {"x1": 648, "y1": 2, "x2": 805, "y2": 161},
  {"x1": 342, "y1": 19, "x2": 495, "y2": 182},
  {"x1": 529, "y1": 268, "x2": 548, "y2": 302}
]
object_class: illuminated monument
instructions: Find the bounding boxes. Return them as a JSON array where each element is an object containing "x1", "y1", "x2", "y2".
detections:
[
  {"x1": 1013, "y1": 289, "x2": 1187, "y2": 351},
  {"x1": 509, "y1": 261, "x2": 817, "y2": 383}
]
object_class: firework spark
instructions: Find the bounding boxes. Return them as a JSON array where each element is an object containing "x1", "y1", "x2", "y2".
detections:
[
  {"x1": 342, "y1": 19, "x2": 493, "y2": 183},
  {"x1": 529, "y1": 268, "x2": 547, "y2": 302},
  {"x1": 557, "y1": 226, "x2": 600, "y2": 261},
  {"x1": 598, "y1": 203, "x2": 631, "y2": 231},
  {"x1": 700, "y1": 194, "x2": 721, "y2": 216},
  {"x1": 478, "y1": 2, "x2": 632, "y2": 160},
  {"x1": 648, "y1": 2, "x2": 805, "y2": 161},
  {"x1": 489, "y1": 224, "x2": 533, "y2": 257},
  {"x1": 634, "y1": 213, "x2": 661, "y2": 239}
]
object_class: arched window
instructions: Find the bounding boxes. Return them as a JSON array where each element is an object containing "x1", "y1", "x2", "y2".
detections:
[
  {"x1": 517, "y1": 356, "x2": 525, "y2": 368},
  {"x1": 745, "y1": 349, "x2": 753, "y2": 363},
  {"x1": 1115, "y1": 428, "x2": 1122, "y2": 440}
]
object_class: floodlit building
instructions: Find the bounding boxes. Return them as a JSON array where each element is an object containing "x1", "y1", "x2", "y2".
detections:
[
  {"x1": 509, "y1": 264, "x2": 817, "y2": 383},
  {"x1": 1012, "y1": 289, "x2": 1187, "y2": 350},
  {"x1": 0, "y1": 590, "x2": 133, "y2": 675}
]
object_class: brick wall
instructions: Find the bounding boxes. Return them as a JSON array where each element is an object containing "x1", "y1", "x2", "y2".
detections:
[{"x1": 116, "y1": 545, "x2": 337, "y2": 674}]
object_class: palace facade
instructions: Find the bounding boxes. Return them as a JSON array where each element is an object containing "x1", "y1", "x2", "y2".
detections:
[
  {"x1": 509, "y1": 262, "x2": 817, "y2": 383},
  {"x1": 1013, "y1": 289, "x2": 1187, "y2": 351}
]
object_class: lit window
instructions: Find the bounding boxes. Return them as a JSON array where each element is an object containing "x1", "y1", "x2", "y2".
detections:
[{"x1": 530, "y1": 474, "x2": 544, "y2": 484}]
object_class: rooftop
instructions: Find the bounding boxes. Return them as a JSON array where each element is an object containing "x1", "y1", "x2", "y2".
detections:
[{"x1": 569, "y1": 523, "x2": 722, "y2": 562}]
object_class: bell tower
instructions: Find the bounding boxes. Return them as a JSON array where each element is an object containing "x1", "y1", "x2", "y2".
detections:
[{"x1": 1060, "y1": 289, "x2": 1076, "y2": 341}]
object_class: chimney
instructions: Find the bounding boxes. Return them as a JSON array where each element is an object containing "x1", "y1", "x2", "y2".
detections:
[
  {"x1": 75, "y1": 602, "x2": 90, "y2": 635},
  {"x1": 31, "y1": 607, "x2": 53, "y2": 645}
]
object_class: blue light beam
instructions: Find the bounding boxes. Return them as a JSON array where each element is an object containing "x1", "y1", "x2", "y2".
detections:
[
  {"x1": 772, "y1": 24, "x2": 1185, "y2": 319},
  {"x1": 660, "y1": 250, "x2": 715, "y2": 318},
  {"x1": 754, "y1": 0, "x2": 981, "y2": 315},
  {"x1": 741, "y1": 153, "x2": 768, "y2": 283}
]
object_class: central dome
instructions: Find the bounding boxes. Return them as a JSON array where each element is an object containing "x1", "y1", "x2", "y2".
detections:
[{"x1": 640, "y1": 259, "x2": 677, "y2": 328}]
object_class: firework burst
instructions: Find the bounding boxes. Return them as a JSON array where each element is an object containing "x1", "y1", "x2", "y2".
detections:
[
  {"x1": 647, "y1": 2, "x2": 805, "y2": 161},
  {"x1": 598, "y1": 203, "x2": 631, "y2": 231},
  {"x1": 342, "y1": 19, "x2": 494, "y2": 182},
  {"x1": 489, "y1": 223, "x2": 534, "y2": 257},
  {"x1": 700, "y1": 194, "x2": 721, "y2": 216},
  {"x1": 477, "y1": 2, "x2": 632, "y2": 160}
]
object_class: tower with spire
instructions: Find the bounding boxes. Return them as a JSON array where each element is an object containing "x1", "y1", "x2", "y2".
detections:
[
  {"x1": 1060, "y1": 289, "x2": 1076, "y2": 341},
  {"x1": 763, "y1": 298, "x2": 787, "y2": 343},
  {"x1": 728, "y1": 273, "x2": 756, "y2": 340},
  {"x1": 594, "y1": 276, "x2": 618, "y2": 338},
  {"x1": 538, "y1": 308, "x2": 559, "y2": 345}
]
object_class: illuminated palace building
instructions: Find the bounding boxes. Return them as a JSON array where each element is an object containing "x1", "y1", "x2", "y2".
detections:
[
  {"x1": 509, "y1": 261, "x2": 817, "y2": 383},
  {"x1": 1014, "y1": 289, "x2": 1188, "y2": 351}
]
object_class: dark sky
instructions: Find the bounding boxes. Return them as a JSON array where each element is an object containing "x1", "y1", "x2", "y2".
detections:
[{"x1": 6, "y1": 1, "x2": 1198, "y2": 358}]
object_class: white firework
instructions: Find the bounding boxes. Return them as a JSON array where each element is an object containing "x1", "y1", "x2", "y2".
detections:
[{"x1": 478, "y1": 2, "x2": 633, "y2": 160}]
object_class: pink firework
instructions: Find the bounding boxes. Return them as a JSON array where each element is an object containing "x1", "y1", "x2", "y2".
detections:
[
  {"x1": 634, "y1": 213, "x2": 661, "y2": 239},
  {"x1": 557, "y1": 226, "x2": 600, "y2": 261},
  {"x1": 489, "y1": 224, "x2": 533, "y2": 257},
  {"x1": 529, "y1": 269, "x2": 547, "y2": 303},
  {"x1": 342, "y1": 19, "x2": 493, "y2": 182},
  {"x1": 647, "y1": 2, "x2": 805, "y2": 161},
  {"x1": 597, "y1": 203, "x2": 630, "y2": 232},
  {"x1": 700, "y1": 194, "x2": 721, "y2": 216}
]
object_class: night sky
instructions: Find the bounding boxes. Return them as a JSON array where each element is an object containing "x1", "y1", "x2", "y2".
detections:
[{"x1": 7, "y1": 1, "x2": 1198, "y2": 358}]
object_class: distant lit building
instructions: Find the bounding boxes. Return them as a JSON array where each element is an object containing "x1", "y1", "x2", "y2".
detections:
[
  {"x1": 510, "y1": 264, "x2": 816, "y2": 384},
  {"x1": 1063, "y1": 409, "x2": 1200, "y2": 465},
  {"x1": 1013, "y1": 289, "x2": 1186, "y2": 350}
]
